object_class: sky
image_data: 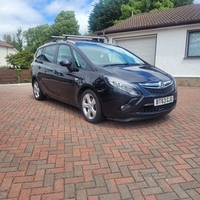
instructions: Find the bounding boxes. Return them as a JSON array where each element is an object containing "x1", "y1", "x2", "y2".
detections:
[
  {"x1": 0, "y1": 0, "x2": 98, "y2": 39},
  {"x1": 0, "y1": 0, "x2": 200, "y2": 40}
]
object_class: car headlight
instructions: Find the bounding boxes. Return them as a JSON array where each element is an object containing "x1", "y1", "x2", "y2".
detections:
[{"x1": 106, "y1": 76, "x2": 141, "y2": 96}]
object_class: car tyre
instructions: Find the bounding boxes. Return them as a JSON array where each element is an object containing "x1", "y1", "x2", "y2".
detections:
[
  {"x1": 33, "y1": 79, "x2": 46, "y2": 100},
  {"x1": 81, "y1": 89, "x2": 104, "y2": 123}
]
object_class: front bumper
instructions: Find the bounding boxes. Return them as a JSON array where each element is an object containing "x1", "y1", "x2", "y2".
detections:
[{"x1": 101, "y1": 90, "x2": 177, "y2": 122}]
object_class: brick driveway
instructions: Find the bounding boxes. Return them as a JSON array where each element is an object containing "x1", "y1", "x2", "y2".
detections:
[{"x1": 0, "y1": 84, "x2": 200, "y2": 200}]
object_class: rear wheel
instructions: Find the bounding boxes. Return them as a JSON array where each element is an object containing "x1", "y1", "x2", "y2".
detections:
[
  {"x1": 33, "y1": 79, "x2": 46, "y2": 100},
  {"x1": 81, "y1": 89, "x2": 104, "y2": 123}
]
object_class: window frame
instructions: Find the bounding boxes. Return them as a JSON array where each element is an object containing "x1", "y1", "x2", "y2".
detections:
[{"x1": 185, "y1": 29, "x2": 200, "y2": 58}]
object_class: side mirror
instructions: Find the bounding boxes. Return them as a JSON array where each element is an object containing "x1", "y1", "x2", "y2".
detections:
[
  {"x1": 59, "y1": 59, "x2": 72, "y2": 67},
  {"x1": 59, "y1": 59, "x2": 79, "y2": 72}
]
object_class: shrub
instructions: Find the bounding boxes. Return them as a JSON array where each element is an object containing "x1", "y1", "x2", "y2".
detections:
[{"x1": 6, "y1": 50, "x2": 34, "y2": 69}]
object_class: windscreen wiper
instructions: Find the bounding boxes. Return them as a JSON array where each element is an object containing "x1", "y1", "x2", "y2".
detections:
[{"x1": 103, "y1": 63, "x2": 135, "y2": 67}]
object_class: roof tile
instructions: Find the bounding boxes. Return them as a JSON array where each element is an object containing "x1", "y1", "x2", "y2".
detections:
[
  {"x1": 0, "y1": 40, "x2": 14, "y2": 48},
  {"x1": 101, "y1": 4, "x2": 200, "y2": 34}
]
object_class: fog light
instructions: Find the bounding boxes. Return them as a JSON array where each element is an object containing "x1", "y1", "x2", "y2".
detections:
[{"x1": 121, "y1": 104, "x2": 131, "y2": 111}]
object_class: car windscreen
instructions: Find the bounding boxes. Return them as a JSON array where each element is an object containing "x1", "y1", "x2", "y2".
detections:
[{"x1": 76, "y1": 42, "x2": 145, "y2": 66}]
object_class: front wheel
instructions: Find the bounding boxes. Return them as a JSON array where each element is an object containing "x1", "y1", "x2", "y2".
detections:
[
  {"x1": 81, "y1": 89, "x2": 104, "y2": 123},
  {"x1": 33, "y1": 79, "x2": 46, "y2": 100}
]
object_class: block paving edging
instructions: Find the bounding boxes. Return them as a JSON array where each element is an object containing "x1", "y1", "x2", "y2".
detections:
[{"x1": 0, "y1": 85, "x2": 200, "y2": 200}]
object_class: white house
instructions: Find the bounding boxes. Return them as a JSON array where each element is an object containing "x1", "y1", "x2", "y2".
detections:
[
  {"x1": 0, "y1": 40, "x2": 18, "y2": 67},
  {"x1": 97, "y1": 4, "x2": 200, "y2": 86}
]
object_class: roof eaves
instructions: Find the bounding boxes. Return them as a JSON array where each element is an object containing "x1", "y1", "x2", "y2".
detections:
[
  {"x1": 98, "y1": 19, "x2": 200, "y2": 35},
  {"x1": 0, "y1": 41, "x2": 14, "y2": 48}
]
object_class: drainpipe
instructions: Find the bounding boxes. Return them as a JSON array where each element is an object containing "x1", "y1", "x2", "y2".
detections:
[
  {"x1": 102, "y1": 30, "x2": 109, "y2": 43},
  {"x1": 6, "y1": 47, "x2": 8, "y2": 67}
]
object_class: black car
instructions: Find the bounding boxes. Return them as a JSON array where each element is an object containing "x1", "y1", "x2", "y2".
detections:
[{"x1": 31, "y1": 35, "x2": 177, "y2": 123}]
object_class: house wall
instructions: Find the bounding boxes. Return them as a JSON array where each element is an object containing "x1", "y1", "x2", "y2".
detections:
[
  {"x1": 106, "y1": 23, "x2": 200, "y2": 78},
  {"x1": 155, "y1": 24, "x2": 200, "y2": 77},
  {"x1": 0, "y1": 46, "x2": 18, "y2": 67}
]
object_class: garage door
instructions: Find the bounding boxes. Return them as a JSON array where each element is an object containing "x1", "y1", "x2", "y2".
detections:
[{"x1": 115, "y1": 35, "x2": 157, "y2": 65}]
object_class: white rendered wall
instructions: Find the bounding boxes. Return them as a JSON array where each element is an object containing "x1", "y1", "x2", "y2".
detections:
[
  {"x1": 0, "y1": 46, "x2": 17, "y2": 67},
  {"x1": 155, "y1": 24, "x2": 200, "y2": 77}
]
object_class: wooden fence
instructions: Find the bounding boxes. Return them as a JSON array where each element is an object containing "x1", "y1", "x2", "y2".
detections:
[{"x1": 0, "y1": 68, "x2": 31, "y2": 84}]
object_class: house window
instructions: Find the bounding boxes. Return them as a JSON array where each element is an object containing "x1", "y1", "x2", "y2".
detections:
[{"x1": 186, "y1": 30, "x2": 200, "y2": 57}]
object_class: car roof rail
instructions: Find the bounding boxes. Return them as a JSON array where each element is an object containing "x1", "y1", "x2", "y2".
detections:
[
  {"x1": 62, "y1": 34, "x2": 105, "y2": 43},
  {"x1": 51, "y1": 35, "x2": 68, "y2": 42},
  {"x1": 51, "y1": 35, "x2": 107, "y2": 43}
]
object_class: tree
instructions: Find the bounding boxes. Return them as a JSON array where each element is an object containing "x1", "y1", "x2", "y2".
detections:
[
  {"x1": 3, "y1": 34, "x2": 12, "y2": 45},
  {"x1": 5, "y1": 50, "x2": 34, "y2": 69},
  {"x1": 23, "y1": 24, "x2": 51, "y2": 53},
  {"x1": 171, "y1": 0, "x2": 193, "y2": 7},
  {"x1": 3, "y1": 10, "x2": 81, "y2": 70},
  {"x1": 88, "y1": 0, "x2": 129, "y2": 32},
  {"x1": 3, "y1": 28, "x2": 23, "y2": 51},
  {"x1": 120, "y1": 0, "x2": 174, "y2": 20},
  {"x1": 15, "y1": 28, "x2": 23, "y2": 52},
  {"x1": 88, "y1": 0, "x2": 194, "y2": 31},
  {"x1": 51, "y1": 11, "x2": 80, "y2": 36},
  {"x1": 119, "y1": 0, "x2": 193, "y2": 21}
]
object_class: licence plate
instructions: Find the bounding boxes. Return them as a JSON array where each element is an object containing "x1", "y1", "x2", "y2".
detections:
[{"x1": 154, "y1": 96, "x2": 174, "y2": 106}]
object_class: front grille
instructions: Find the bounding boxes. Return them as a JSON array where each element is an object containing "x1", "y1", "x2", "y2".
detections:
[
  {"x1": 145, "y1": 84, "x2": 174, "y2": 95},
  {"x1": 137, "y1": 101, "x2": 176, "y2": 113}
]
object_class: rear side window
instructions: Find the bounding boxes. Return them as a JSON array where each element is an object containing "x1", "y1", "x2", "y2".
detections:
[
  {"x1": 35, "y1": 48, "x2": 44, "y2": 60},
  {"x1": 43, "y1": 45, "x2": 58, "y2": 63}
]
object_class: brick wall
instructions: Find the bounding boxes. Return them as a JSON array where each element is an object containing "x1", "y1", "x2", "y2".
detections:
[
  {"x1": 175, "y1": 77, "x2": 200, "y2": 87},
  {"x1": 0, "y1": 68, "x2": 31, "y2": 84}
]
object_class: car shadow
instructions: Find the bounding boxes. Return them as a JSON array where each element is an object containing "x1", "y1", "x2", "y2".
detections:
[
  {"x1": 100, "y1": 114, "x2": 171, "y2": 129},
  {"x1": 32, "y1": 95, "x2": 172, "y2": 129}
]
